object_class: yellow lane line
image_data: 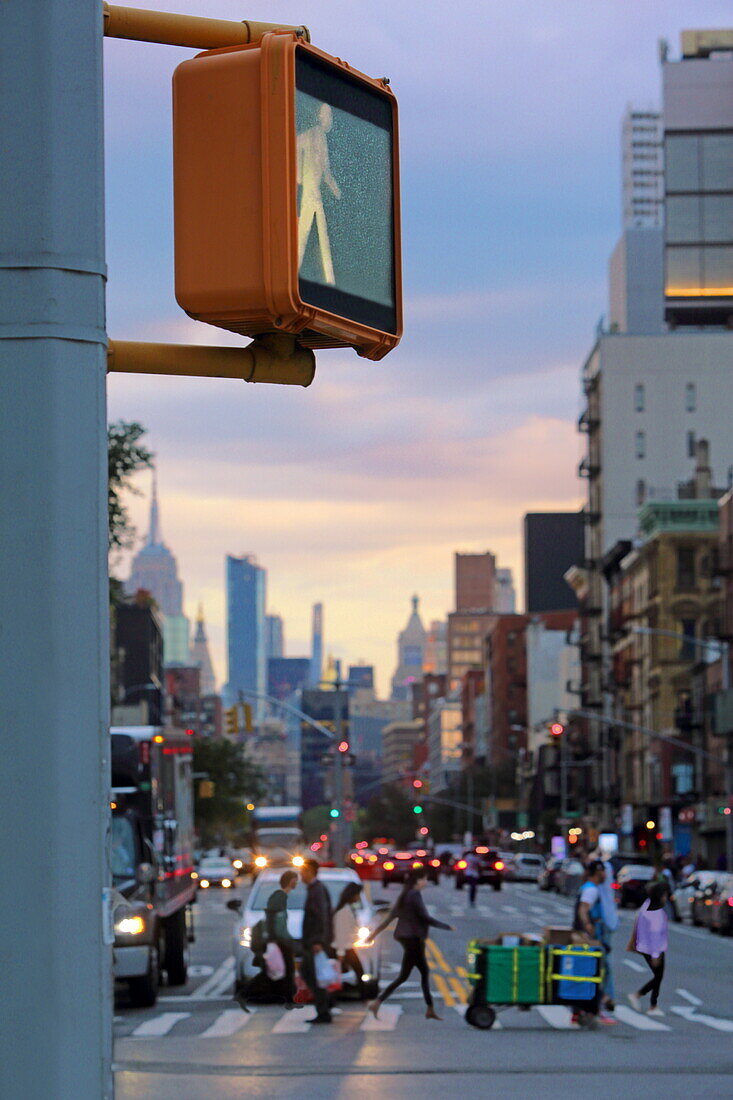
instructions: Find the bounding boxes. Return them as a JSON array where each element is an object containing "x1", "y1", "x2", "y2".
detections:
[
  {"x1": 456, "y1": 965, "x2": 470, "y2": 979},
  {"x1": 426, "y1": 938, "x2": 451, "y2": 973},
  {"x1": 449, "y1": 975, "x2": 467, "y2": 1003},
  {"x1": 433, "y1": 972, "x2": 455, "y2": 1007}
]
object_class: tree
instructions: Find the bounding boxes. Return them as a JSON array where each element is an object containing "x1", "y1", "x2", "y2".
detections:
[
  {"x1": 358, "y1": 783, "x2": 417, "y2": 846},
  {"x1": 302, "y1": 805, "x2": 332, "y2": 843},
  {"x1": 193, "y1": 739, "x2": 266, "y2": 847},
  {"x1": 108, "y1": 420, "x2": 153, "y2": 552}
]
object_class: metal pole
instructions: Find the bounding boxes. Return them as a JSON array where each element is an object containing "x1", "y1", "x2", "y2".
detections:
[
  {"x1": 722, "y1": 642, "x2": 733, "y2": 872},
  {"x1": 560, "y1": 727, "x2": 568, "y2": 828},
  {"x1": 332, "y1": 689, "x2": 345, "y2": 862},
  {"x1": 0, "y1": 3, "x2": 111, "y2": 1097}
]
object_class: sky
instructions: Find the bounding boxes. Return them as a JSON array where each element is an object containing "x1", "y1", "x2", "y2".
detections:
[{"x1": 105, "y1": 0, "x2": 732, "y2": 697}]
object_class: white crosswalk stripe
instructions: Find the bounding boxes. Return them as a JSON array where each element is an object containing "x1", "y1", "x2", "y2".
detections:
[
  {"x1": 614, "y1": 1006, "x2": 670, "y2": 1031},
  {"x1": 671, "y1": 1006, "x2": 733, "y2": 1032},
  {"x1": 131, "y1": 1012, "x2": 190, "y2": 1037},
  {"x1": 360, "y1": 1004, "x2": 402, "y2": 1031},
  {"x1": 271, "y1": 1010, "x2": 313, "y2": 1034},
  {"x1": 199, "y1": 1008, "x2": 254, "y2": 1038},
  {"x1": 534, "y1": 1005, "x2": 575, "y2": 1029},
  {"x1": 623, "y1": 959, "x2": 646, "y2": 973}
]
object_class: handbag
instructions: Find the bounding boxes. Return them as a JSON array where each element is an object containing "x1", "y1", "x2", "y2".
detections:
[
  {"x1": 314, "y1": 952, "x2": 341, "y2": 990},
  {"x1": 264, "y1": 941, "x2": 286, "y2": 981}
]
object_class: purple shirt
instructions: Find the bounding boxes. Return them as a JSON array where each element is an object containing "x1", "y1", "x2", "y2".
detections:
[{"x1": 634, "y1": 899, "x2": 668, "y2": 958}]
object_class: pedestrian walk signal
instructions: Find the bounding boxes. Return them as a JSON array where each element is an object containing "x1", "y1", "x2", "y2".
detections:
[{"x1": 173, "y1": 33, "x2": 402, "y2": 361}]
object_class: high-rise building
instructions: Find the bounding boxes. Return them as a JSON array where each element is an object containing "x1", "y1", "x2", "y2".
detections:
[
  {"x1": 126, "y1": 472, "x2": 190, "y2": 664},
  {"x1": 495, "y1": 569, "x2": 516, "y2": 613},
  {"x1": 423, "y1": 620, "x2": 447, "y2": 675},
  {"x1": 347, "y1": 664, "x2": 374, "y2": 693},
  {"x1": 524, "y1": 512, "x2": 584, "y2": 613},
  {"x1": 447, "y1": 611, "x2": 495, "y2": 692},
  {"x1": 310, "y1": 602, "x2": 323, "y2": 687},
  {"x1": 190, "y1": 604, "x2": 217, "y2": 695},
  {"x1": 390, "y1": 595, "x2": 426, "y2": 700},
  {"x1": 663, "y1": 31, "x2": 733, "y2": 327},
  {"x1": 267, "y1": 656, "x2": 311, "y2": 701},
  {"x1": 113, "y1": 599, "x2": 163, "y2": 725},
  {"x1": 621, "y1": 106, "x2": 664, "y2": 229},
  {"x1": 265, "y1": 614, "x2": 285, "y2": 660},
  {"x1": 455, "y1": 551, "x2": 496, "y2": 611},
  {"x1": 225, "y1": 554, "x2": 266, "y2": 711}
]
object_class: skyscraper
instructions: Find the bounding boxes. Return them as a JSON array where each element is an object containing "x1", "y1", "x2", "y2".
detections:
[
  {"x1": 265, "y1": 614, "x2": 285, "y2": 660},
  {"x1": 455, "y1": 551, "x2": 496, "y2": 611},
  {"x1": 390, "y1": 595, "x2": 426, "y2": 700},
  {"x1": 523, "y1": 512, "x2": 584, "y2": 613},
  {"x1": 621, "y1": 106, "x2": 664, "y2": 229},
  {"x1": 310, "y1": 602, "x2": 323, "y2": 687},
  {"x1": 126, "y1": 471, "x2": 190, "y2": 664},
  {"x1": 190, "y1": 604, "x2": 217, "y2": 696},
  {"x1": 226, "y1": 554, "x2": 266, "y2": 711}
]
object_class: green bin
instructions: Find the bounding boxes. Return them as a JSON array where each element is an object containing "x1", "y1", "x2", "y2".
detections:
[{"x1": 466, "y1": 940, "x2": 544, "y2": 1005}]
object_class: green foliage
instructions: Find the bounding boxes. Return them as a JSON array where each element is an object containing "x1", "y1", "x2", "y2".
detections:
[
  {"x1": 193, "y1": 738, "x2": 266, "y2": 847},
  {"x1": 359, "y1": 783, "x2": 418, "y2": 846},
  {"x1": 302, "y1": 805, "x2": 333, "y2": 842},
  {"x1": 108, "y1": 420, "x2": 154, "y2": 551}
]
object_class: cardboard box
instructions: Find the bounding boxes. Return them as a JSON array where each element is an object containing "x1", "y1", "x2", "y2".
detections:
[{"x1": 543, "y1": 927, "x2": 598, "y2": 946}]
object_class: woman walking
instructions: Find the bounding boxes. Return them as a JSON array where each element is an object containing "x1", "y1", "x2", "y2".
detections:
[
  {"x1": 367, "y1": 868, "x2": 454, "y2": 1020},
  {"x1": 333, "y1": 881, "x2": 368, "y2": 996},
  {"x1": 627, "y1": 881, "x2": 669, "y2": 1017}
]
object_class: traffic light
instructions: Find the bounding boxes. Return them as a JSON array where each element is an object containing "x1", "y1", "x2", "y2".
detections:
[
  {"x1": 413, "y1": 804, "x2": 423, "y2": 815},
  {"x1": 549, "y1": 722, "x2": 564, "y2": 738},
  {"x1": 198, "y1": 779, "x2": 215, "y2": 798},
  {"x1": 173, "y1": 33, "x2": 402, "y2": 361},
  {"x1": 243, "y1": 703, "x2": 253, "y2": 733},
  {"x1": 329, "y1": 808, "x2": 340, "y2": 819},
  {"x1": 224, "y1": 706, "x2": 239, "y2": 736},
  {"x1": 412, "y1": 779, "x2": 423, "y2": 790},
  {"x1": 338, "y1": 740, "x2": 350, "y2": 753}
]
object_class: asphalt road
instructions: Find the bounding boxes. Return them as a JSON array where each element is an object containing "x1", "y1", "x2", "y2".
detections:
[{"x1": 114, "y1": 876, "x2": 733, "y2": 1099}]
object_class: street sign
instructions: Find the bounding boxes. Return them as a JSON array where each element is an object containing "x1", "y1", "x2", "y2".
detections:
[{"x1": 173, "y1": 33, "x2": 402, "y2": 361}]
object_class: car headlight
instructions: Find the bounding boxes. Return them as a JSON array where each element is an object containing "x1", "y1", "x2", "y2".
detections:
[
  {"x1": 191, "y1": 871, "x2": 199, "y2": 880},
  {"x1": 239, "y1": 926, "x2": 252, "y2": 948},
  {"x1": 115, "y1": 915, "x2": 145, "y2": 936},
  {"x1": 222, "y1": 878, "x2": 232, "y2": 888},
  {"x1": 199, "y1": 879, "x2": 210, "y2": 888},
  {"x1": 254, "y1": 856, "x2": 268, "y2": 868},
  {"x1": 292, "y1": 855, "x2": 305, "y2": 868},
  {"x1": 233, "y1": 860, "x2": 243, "y2": 870}
]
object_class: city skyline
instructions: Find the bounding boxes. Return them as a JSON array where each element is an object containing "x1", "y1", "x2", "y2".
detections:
[{"x1": 106, "y1": 1, "x2": 731, "y2": 697}]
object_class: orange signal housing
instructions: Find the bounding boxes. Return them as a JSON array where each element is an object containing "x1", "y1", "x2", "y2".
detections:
[{"x1": 172, "y1": 32, "x2": 402, "y2": 361}]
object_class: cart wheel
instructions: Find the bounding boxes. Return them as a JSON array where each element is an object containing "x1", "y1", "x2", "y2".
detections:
[{"x1": 465, "y1": 1004, "x2": 496, "y2": 1030}]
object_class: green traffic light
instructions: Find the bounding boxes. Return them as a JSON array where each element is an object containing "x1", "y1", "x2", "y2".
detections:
[
  {"x1": 413, "y1": 805, "x2": 422, "y2": 814},
  {"x1": 329, "y1": 808, "x2": 340, "y2": 818}
]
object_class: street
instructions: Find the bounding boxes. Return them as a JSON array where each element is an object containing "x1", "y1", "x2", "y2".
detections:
[{"x1": 114, "y1": 877, "x2": 733, "y2": 1099}]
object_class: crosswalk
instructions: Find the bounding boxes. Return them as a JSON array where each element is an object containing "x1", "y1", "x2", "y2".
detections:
[{"x1": 114, "y1": 997, "x2": 733, "y2": 1040}]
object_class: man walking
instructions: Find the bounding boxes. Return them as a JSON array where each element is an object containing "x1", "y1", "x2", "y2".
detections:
[{"x1": 300, "y1": 859, "x2": 334, "y2": 1024}]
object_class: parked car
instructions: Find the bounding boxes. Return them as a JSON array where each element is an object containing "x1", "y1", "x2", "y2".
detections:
[
  {"x1": 382, "y1": 849, "x2": 440, "y2": 886},
  {"x1": 691, "y1": 872, "x2": 731, "y2": 927},
  {"x1": 229, "y1": 867, "x2": 383, "y2": 999},
  {"x1": 438, "y1": 844, "x2": 465, "y2": 875},
  {"x1": 554, "y1": 857, "x2": 585, "y2": 898},
  {"x1": 709, "y1": 875, "x2": 733, "y2": 935},
  {"x1": 512, "y1": 854, "x2": 546, "y2": 883},
  {"x1": 196, "y1": 856, "x2": 237, "y2": 890},
  {"x1": 539, "y1": 856, "x2": 563, "y2": 892},
  {"x1": 616, "y1": 863, "x2": 656, "y2": 907},
  {"x1": 230, "y1": 848, "x2": 252, "y2": 876},
  {"x1": 454, "y1": 847, "x2": 504, "y2": 891},
  {"x1": 670, "y1": 871, "x2": 721, "y2": 923}
]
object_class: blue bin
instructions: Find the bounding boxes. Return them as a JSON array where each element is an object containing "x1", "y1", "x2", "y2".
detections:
[{"x1": 547, "y1": 945, "x2": 603, "y2": 1008}]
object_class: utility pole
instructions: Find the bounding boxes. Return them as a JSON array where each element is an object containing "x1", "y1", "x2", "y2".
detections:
[
  {"x1": 0, "y1": 3, "x2": 111, "y2": 1097},
  {"x1": 332, "y1": 686, "x2": 345, "y2": 861}
]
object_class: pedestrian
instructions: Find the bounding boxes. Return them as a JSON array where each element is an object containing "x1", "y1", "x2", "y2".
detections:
[
  {"x1": 627, "y1": 881, "x2": 669, "y2": 1017},
  {"x1": 573, "y1": 860, "x2": 611, "y2": 1026},
  {"x1": 597, "y1": 858, "x2": 620, "y2": 1014},
  {"x1": 366, "y1": 868, "x2": 454, "y2": 1020},
  {"x1": 299, "y1": 858, "x2": 335, "y2": 1024},
  {"x1": 464, "y1": 850, "x2": 480, "y2": 907},
  {"x1": 333, "y1": 881, "x2": 368, "y2": 997},
  {"x1": 265, "y1": 870, "x2": 298, "y2": 1007}
]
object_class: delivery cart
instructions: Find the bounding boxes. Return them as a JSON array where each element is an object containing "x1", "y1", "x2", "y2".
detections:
[{"x1": 464, "y1": 937, "x2": 603, "y2": 1030}]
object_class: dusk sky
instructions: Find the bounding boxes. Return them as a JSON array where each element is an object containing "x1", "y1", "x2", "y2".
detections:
[{"x1": 105, "y1": 1, "x2": 731, "y2": 696}]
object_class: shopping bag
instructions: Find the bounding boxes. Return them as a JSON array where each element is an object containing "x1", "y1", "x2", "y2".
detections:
[
  {"x1": 264, "y1": 941, "x2": 285, "y2": 981},
  {"x1": 315, "y1": 952, "x2": 341, "y2": 990}
]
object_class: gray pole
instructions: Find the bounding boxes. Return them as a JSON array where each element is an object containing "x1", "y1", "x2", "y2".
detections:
[
  {"x1": 0, "y1": 3, "x2": 111, "y2": 1097},
  {"x1": 560, "y1": 729, "x2": 568, "y2": 827},
  {"x1": 332, "y1": 688, "x2": 345, "y2": 861},
  {"x1": 722, "y1": 642, "x2": 733, "y2": 872}
]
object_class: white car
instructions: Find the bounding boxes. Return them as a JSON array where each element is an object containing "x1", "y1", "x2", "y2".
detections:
[
  {"x1": 512, "y1": 854, "x2": 546, "y2": 882},
  {"x1": 196, "y1": 857, "x2": 236, "y2": 890},
  {"x1": 229, "y1": 867, "x2": 383, "y2": 998}
]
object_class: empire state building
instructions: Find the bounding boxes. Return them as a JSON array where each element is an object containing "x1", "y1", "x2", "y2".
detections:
[{"x1": 126, "y1": 473, "x2": 190, "y2": 663}]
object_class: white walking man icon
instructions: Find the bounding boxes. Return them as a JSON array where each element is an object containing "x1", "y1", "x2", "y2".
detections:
[{"x1": 297, "y1": 102, "x2": 342, "y2": 285}]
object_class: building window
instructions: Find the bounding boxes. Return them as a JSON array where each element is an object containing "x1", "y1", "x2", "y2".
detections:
[
  {"x1": 679, "y1": 618, "x2": 696, "y2": 660},
  {"x1": 687, "y1": 430, "x2": 696, "y2": 458},
  {"x1": 635, "y1": 431, "x2": 645, "y2": 459},
  {"x1": 685, "y1": 383, "x2": 696, "y2": 412},
  {"x1": 676, "y1": 549, "x2": 695, "y2": 592},
  {"x1": 636, "y1": 479, "x2": 646, "y2": 506},
  {"x1": 634, "y1": 384, "x2": 645, "y2": 412}
]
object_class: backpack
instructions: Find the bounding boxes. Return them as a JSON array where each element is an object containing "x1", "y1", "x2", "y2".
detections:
[{"x1": 250, "y1": 918, "x2": 268, "y2": 959}]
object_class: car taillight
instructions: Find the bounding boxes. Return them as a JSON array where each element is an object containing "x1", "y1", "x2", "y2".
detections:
[
  {"x1": 494, "y1": 860, "x2": 504, "y2": 871},
  {"x1": 727, "y1": 897, "x2": 733, "y2": 907},
  {"x1": 383, "y1": 861, "x2": 394, "y2": 870},
  {"x1": 612, "y1": 883, "x2": 620, "y2": 890},
  {"x1": 430, "y1": 859, "x2": 440, "y2": 867},
  {"x1": 456, "y1": 860, "x2": 467, "y2": 870},
  {"x1": 412, "y1": 861, "x2": 423, "y2": 868}
]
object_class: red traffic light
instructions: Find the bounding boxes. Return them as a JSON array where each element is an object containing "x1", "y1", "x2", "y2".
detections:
[
  {"x1": 412, "y1": 779, "x2": 423, "y2": 789},
  {"x1": 550, "y1": 722, "x2": 564, "y2": 737},
  {"x1": 419, "y1": 826, "x2": 429, "y2": 836},
  {"x1": 338, "y1": 740, "x2": 350, "y2": 753}
]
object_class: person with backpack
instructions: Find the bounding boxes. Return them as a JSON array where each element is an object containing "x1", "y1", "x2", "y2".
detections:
[
  {"x1": 572, "y1": 860, "x2": 609, "y2": 1027},
  {"x1": 597, "y1": 856, "x2": 620, "y2": 1015},
  {"x1": 366, "y1": 867, "x2": 454, "y2": 1020},
  {"x1": 333, "y1": 881, "x2": 368, "y2": 996}
]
